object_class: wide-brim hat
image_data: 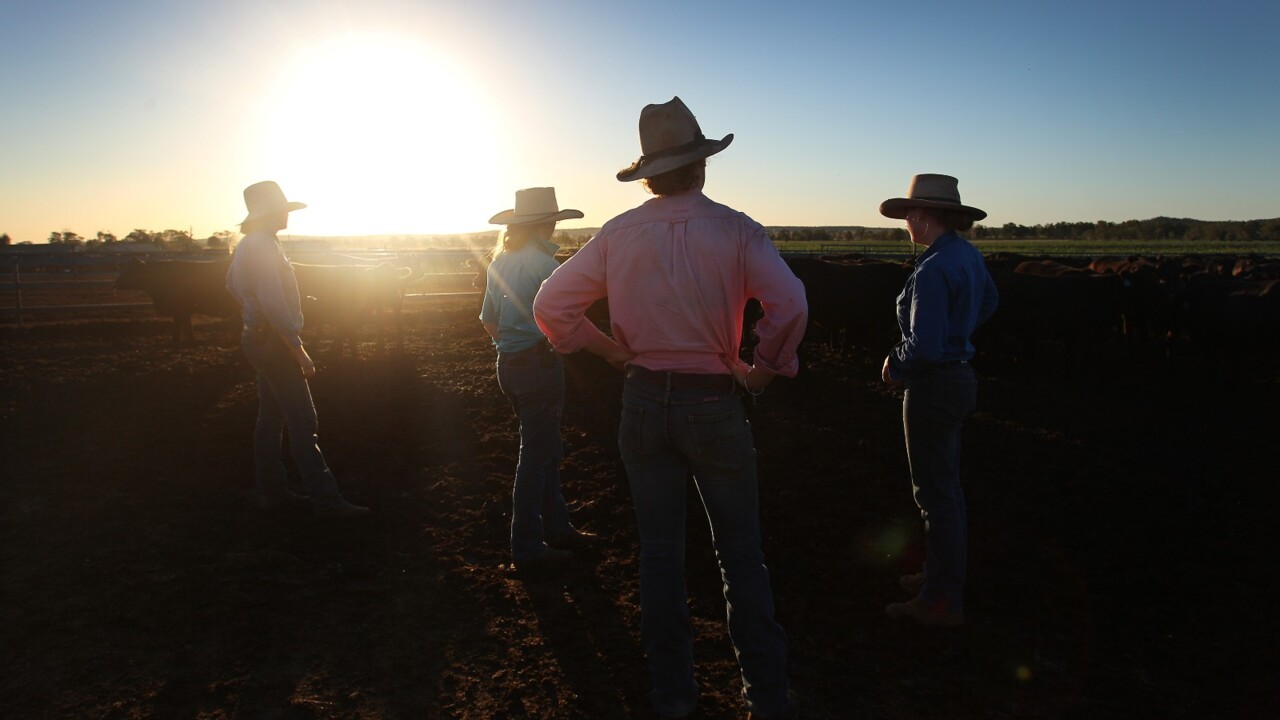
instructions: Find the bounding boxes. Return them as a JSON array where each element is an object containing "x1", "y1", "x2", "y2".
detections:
[
  {"x1": 240, "y1": 181, "x2": 306, "y2": 225},
  {"x1": 488, "y1": 187, "x2": 584, "y2": 225},
  {"x1": 879, "y1": 174, "x2": 986, "y2": 221},
  {"x1": 616, "y1": 96, "x2": 733, "y2": 182}
]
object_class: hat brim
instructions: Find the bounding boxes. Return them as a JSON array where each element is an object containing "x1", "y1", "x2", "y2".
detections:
[
  {"x1": 616, "y1": 134, "x2": 734, "y2": 182},
  {"x1": 880, "y1": 198, "x2": 986, "y2": 222},
  {"x1": 488, "y1": 208, "x2": 584, "y2": 226},
  {"x1": 240, "y1": 201, "x2": 307, "y2": 226}
]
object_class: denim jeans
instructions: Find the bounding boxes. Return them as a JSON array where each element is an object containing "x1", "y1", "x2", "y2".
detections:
[
  {"x1": 903, "y1": 362, "x2": 978, "y2": 614},
  {"x1": 240, "y1": 328, "x2": 340, "y2": 500},
  {"x1": 496, "y1": 345, "x2": 571, "y2": 562},
  {"x1": 619, "y1": 376, "x2": 789, "y2": 719}
]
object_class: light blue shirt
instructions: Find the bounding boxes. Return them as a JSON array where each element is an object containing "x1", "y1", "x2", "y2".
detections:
[
  {"x1": 889, "y1": 231, "x2": 998, "y2": 377},
  {"x1": 480, "y1": 238, "x2": 560, "y2": 353},
  {"x1": 226, "y1": 230, "x2": 305, "y2": 346}
]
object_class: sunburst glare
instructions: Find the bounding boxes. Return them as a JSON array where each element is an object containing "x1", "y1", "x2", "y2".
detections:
[{"x1": 260, "y1": 33, "x2": 508, "y2": 237}]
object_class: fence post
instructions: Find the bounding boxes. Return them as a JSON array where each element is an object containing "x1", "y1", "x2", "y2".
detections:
[{"x1": 13, "y1": 262, "x2": 22, "y2": 327}]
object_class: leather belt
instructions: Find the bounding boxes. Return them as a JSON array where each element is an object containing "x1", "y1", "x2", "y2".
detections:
[{"x1": 625, "y1": 365, "x2": 737, "y2": 392}]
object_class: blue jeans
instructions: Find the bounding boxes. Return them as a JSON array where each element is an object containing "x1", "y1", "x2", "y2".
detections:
[
  {"x1": 496, "y1": 344, "x2": 571, "y2": 562},
  {"x1": 903, "y1": 362, "x2": 977, "y2": 614},
  {"x1": 619, "y1": 376, "x2": 789, "y2": 719},
  {"x1": 240, "y1": 328, "x2": 340, "y2": 500}
]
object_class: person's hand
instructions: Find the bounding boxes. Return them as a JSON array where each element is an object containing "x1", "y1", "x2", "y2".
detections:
[
  {"x1": 604, "y1": 344, "x2": 636, "y2": 371},
  {"x1": 292, "y1": 344, "x2": 316, "y2": 379},
  {"x1": 881, "y1": 355, "x2": 901, "y2": 387},
  {"x1": 582, "y1": 334, "x2": 635, "y2": 371},
  {"x1": 720, "y1": 354, "x2": 775, "y2": 394}
]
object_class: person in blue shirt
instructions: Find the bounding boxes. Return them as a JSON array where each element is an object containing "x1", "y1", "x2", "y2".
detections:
[
  {"x1": 879, "y1": 174, "x2": 998, "y2": 626},
  {"x1": 481, "y1": 187, "x2": 595, "y2": 570}
]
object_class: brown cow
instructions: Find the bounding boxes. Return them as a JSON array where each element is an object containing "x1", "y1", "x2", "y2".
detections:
[{"x1": 114, "y1": 257, "x2": 238, "y2": 341}]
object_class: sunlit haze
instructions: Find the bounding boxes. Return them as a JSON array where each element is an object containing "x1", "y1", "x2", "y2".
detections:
[{"x1": 2, "y1": 0, "x2": 1277, "y2": 243}]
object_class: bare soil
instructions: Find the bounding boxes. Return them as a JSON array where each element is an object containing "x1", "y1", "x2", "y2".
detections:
[{"x1": 2, "y1": 297, "x2": 1276, "y2": 719}]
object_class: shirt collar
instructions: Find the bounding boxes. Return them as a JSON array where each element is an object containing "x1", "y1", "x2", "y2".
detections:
[{"x1": 918, "y1": 230, "x2": 961, "y2": 261}]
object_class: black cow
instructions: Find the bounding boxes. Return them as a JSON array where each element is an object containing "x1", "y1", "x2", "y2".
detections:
[
  {"x1": 114, "y1": 258, "x2": 238, "y2": 341},
  {"x1": 783, "y1": 256, "x2": 913, "y2": 349},
  {"x1": 981, "y1": 266, "x2": 1125, "y2": 363},
  {"x1": 291, "y1": 262, "x2": 412, "y2": 350}
]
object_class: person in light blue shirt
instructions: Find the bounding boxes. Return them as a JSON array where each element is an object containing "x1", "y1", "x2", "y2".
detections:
[
  {"x1": 481, "y1": 187, "x2": 594, "y2": 570},
  {"x1": 879, "y1": 174, "x2": 997, "y2": 626},
  {"x1": 226, "y1": 181, "x2": 368, "y2": 518}
]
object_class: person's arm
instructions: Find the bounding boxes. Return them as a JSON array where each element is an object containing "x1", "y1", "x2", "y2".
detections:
[
  {"x1": 479, "y1": 263, "x2": 501, "y2": 343},
  {"x1": 742, "y1": 228, "x2": 808, "y2": 380},
  {"x1": 533, "y1": 237, "x2": 611, "y2": 353},
  {"x1": 977, "y1": 267, "x2": 999, "y2": 327},
  {"x1": 890, "y1": 265, "x2": 947, "y2": 373}
]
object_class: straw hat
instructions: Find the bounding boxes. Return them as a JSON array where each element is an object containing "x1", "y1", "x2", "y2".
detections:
[
  {"x1": 488, "y1": 187, "x2": 584, "y2": 226},
  {"x1": 240, "y1": 181, "x2": 306, "y2": 225},
  {"x1": 879, "y1": 174, "x2": 986, "y2": 221},
  {"x1": 616, "y1": 96, "x2": 733, "y2": 182}
]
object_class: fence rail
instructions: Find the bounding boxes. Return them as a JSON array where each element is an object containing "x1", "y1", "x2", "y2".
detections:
[{"x1": 1, "y1": 251, "x2": 482, "y2": 326}]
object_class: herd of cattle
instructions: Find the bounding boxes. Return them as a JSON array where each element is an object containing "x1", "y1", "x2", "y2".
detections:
[
  {"x1": 114, "y1": 255, "x2": 412, "y2": 346},
  {"x1": 112, "y1": 249, "x2": 1280, "y2": 363}
]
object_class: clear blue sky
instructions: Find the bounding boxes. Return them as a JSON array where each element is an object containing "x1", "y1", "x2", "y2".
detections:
[{"x1": 2, "y1": 0, "x2": 1277, "y2": 243}]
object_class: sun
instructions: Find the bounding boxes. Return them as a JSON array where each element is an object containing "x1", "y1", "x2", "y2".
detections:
[{"x1": 260, "y1": 34, "x2": 508, "y2": 236}]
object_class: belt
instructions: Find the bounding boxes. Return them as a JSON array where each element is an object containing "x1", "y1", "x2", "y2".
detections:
[
  {"x1": 502, "y1": 340, "x2": 553, "y2": 357},
  {"x1": 625, "y1": 365, "x2": 737, "y2": 392}
]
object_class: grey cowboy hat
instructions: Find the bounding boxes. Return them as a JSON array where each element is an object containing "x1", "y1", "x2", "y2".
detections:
[
  {"x1": 240, "y1": 181, "x2": 306, "y2": 225},
  {"x1": 616, "y1": 96, "x2": 733, "y2": 182},
  {"x1": 488, "y1": 187, "x2": 584, "y2": 225},
  {"x1": 879, "y1": 174, "x2": 986, "y2": 221}
]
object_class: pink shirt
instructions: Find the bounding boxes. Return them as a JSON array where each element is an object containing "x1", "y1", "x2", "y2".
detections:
[{"x1": 533, "y1": 190, "x2": 808, "y2": 376}]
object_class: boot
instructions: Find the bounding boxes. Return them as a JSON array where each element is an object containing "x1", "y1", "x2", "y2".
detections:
[{"x1": 306, "y1": 471, "x2": 370, "y2": 518}]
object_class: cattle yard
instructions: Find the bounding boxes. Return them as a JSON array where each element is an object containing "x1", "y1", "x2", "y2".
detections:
[
  {"x1": 2, "y1": 283, "x2": 1277, "y2": 719},
  {"x1": 0, "y1": 249, "x2": 485, "y2": 326}
]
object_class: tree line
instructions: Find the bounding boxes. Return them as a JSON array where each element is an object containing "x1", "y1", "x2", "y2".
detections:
[
  {"x1": 772, "y1": 217, "x2": 1280, "y2": 244},
  {"x1": 5, "y1": 216, "x2": 1277, "y2": 250}
]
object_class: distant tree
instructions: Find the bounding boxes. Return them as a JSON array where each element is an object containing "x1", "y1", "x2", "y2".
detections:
[
  {"x1": 124, "y1": 228, "x2": 158, "y2": 244},
  {"x1": 0, "y1": 233, "x2": 10, "y2": 246},
  {"x1": 205, "y1": 230, "x2": 235, "y2": 249},
  {"x1": 49, "y1": 231, "x2": 84, "y2": 246},
  {"x1": 159, "y1": 229, "x2": 196, "y2": 252},
  {"x1": 97, "y1": 231, "x2": 118, "y2": 244}
]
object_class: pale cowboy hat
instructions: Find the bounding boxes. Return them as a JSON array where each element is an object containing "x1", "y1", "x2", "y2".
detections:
[
  {"x1": 488, "y1": 187, "x2": 584, "y2": 225},
  {"x1": 240, "y1": 181, "x2": 306, "y2": 225},
  {"x1": 879, "y1": 174, "x2": 987, "y2": 222},
  {"x1": 616, "y1": 96, "x2": 734, "y2": 182}
]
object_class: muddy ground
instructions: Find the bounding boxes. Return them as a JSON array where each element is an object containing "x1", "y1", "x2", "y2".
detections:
[{"x1": 2, "y1": 297, "x2": 1277, "y2": 719}]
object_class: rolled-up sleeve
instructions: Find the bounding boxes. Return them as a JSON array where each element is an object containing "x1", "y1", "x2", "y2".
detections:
[
  {"x1": 533, "y1": 239, "x2": 609, "y2": 353},
  {"x1": 744, "y1": 231, "x2": 808, "y2": 377}
]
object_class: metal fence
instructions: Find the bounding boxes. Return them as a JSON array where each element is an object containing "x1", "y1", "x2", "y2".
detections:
[{"x1": 0, "y1": 250, "x2": 483, "y2": 326}]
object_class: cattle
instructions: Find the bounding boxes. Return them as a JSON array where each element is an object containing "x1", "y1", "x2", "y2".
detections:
[
  {"x1": 783, "y1": 256, "x2": 913, "y2": 349},
  {"x1": 114, "y1": 258, "x2": 238, "y2": 341},
  {"x1": 980, "y1": 265, "x2": 1125, "y2": 364},
  {"x1": 1176, "y1": 273, "x2": 1280, "y2": 357},
  {"x1": 291, "y1": 261, "x2": 413, "y2": 350},
  {"x1": 1088, "y1": 256, "x2": 1178, "y2": 357}
]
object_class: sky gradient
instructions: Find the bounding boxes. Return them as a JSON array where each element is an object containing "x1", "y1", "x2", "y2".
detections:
[{"x1": 2, "y1": 0, "x2": 1277, "y2": 243}]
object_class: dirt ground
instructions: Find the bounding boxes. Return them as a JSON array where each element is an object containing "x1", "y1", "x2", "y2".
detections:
[{"x1": 2, "y1": 297, "x2": 1277, "y2": 719}]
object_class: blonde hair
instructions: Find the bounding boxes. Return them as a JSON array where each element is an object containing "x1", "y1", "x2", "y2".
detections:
[{"x1": 493, "y1": 221, "x2": 556, "y2": 258}]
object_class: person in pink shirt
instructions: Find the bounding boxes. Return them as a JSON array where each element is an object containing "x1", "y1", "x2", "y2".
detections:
[{"x1": 533, "y1": 97, "x2": 806, "y2": 720}]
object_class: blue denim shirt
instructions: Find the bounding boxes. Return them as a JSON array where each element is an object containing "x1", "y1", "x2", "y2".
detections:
[
  {"x1": 480, "y1": 238, "x2": 560, "y2": 354},
  {"x1": 888, "y1": 231, "x2": 998, "y2": 378}
]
